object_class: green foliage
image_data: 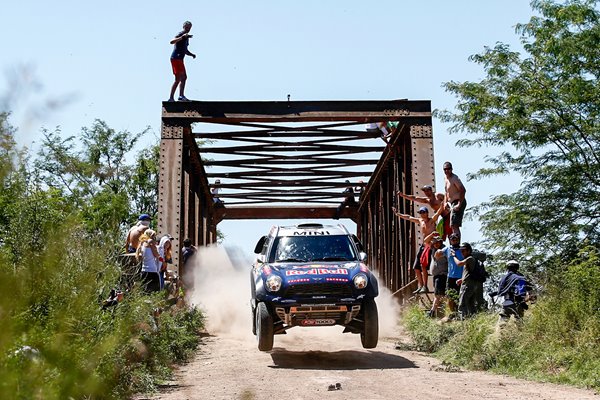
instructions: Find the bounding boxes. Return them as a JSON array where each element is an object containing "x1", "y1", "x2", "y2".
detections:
[
  {"x1": 436, "y1": 0, "x2": 600, "y2": 275},
  {"x1": 402, "y1": 246, "x2": 600, "y2": 390},
  {"x1": 34, "y1": 120, "x2": 153, "y2": 234},
  {"x1": 401, "y1": 307, "x2": 459, "y2": 352},
  {"x1": 0, "y1": 114, "x2": 204, "y2": 399}
]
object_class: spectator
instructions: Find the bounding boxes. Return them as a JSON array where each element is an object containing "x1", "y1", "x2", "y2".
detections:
[
  {"x1": 452, "y1": 242, "x2": 478, "y2": 319},
  {"x1": 181, "y1": 238, "x2": 197, "y2": 266},
  {"x1": 443, "y1": 162, "x2": 467, "y2": 241},
  {"x1": 158, "y1": 234, "x2": 174, "y2": 290},
  {"x1": 211, "y1": 179, "x2": 224, "y2": 206},
  {"x1": 136, "y1": 229, "x2": 161, "y2": 292},
  {"x1": 125, "y1": 214, "x2": 151, "y2": 253},
  {"x1": 392, "y1": 205, "x2": 444, "y2": 293},
  {"x1": 494, "y1": 260, "x2": 533, "y2": 322},
  {"x1": 333, "y1": 180, "x2": 356, "y2": 220},
  {"x1": 428, "y1": 236, "x2": 447, "y2": 317},
  {"x1": 168, "y1": 20, "x2": 196, "y2": 102},
  {"x1": 444, "y1": 233, "x2": 463, "y2": 313},
  {"x1": 397, "y1": 185, "x2": 451, "y2": 240}
]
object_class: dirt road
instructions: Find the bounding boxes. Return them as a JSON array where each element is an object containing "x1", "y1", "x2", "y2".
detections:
[
  {"x1": 140, "y1": 247, "x2": 598, "y2": 400},
  {"x1": 143, "y1": 328, "x2": 597, "y2": 400}
]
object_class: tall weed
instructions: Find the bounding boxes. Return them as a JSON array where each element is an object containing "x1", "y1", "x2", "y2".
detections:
[{"x1": 401, "y1": 246, "x2": 600, "y2": 391}]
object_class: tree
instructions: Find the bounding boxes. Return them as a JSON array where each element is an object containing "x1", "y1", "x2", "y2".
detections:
[
  {"x1": 34, "y1": 119, "x2": 152, "y2": 235},
  {"x1": 437, "y1": 0, "x2": 600, "y2": 276}
]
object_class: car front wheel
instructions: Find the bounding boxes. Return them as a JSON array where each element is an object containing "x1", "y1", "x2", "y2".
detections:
[
  {"x1": 360, "y1": 297, "x2": 379, "y2": 349},
  {"x1": 256, "y1": 302, "x2": 274, "y2": 351}
]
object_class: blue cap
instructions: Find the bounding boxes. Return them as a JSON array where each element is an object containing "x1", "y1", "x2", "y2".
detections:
[
  {"x1": 138, "y1": 214, "x2": 151, "y2": 221},
  {"x1": 418, "y1": 206, "x2": 429, "y2": 214}
]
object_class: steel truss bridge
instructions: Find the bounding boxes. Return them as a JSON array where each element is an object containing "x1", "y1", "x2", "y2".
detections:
[{"x1": 159, "y1": 99, "x2": 434, "y2": 298}]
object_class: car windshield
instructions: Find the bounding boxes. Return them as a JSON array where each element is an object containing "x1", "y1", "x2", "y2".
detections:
[{"x1": 269, "y1": 235, "x2": 357, "y2": 263}]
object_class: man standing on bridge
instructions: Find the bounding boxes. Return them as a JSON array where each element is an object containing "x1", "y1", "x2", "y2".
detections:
[
  {"x1": 168, "y1": 20, "x2": 196, "y2": 102},
  {"x1": 443, "y1": 162, "x2": 467, "y2": 241}
]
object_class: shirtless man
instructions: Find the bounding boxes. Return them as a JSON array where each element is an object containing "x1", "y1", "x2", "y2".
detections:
[
  {"x1": 125, "y1": 214, "x2": 152, "y2": 253},
  {"x1": 443, "y1": 161, "x2": 467, "y2": 241},
  {"x1": 397, "y1": 185, "x2": 451, "y2": 239},
  {"x1": 392, "y1": 205, "x2": 444, "y2": 293}
]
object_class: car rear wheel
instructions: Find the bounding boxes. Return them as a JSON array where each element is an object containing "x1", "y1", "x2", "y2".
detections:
[
  {"x1": 256, "y1": 302, "x2": 274, "y2": 351},
  {"x1": 360, "y1": 297, "x2": 379, "y2": 349}
]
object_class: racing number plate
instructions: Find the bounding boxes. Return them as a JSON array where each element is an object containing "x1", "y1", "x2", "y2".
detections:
[{"x1": 299, "y1": 319, "x2": 336, "y2": 326}]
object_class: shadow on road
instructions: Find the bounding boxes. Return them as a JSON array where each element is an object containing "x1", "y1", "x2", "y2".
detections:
[{"x1": 269, "y1": 349, "x2": 417, "y2": 370}]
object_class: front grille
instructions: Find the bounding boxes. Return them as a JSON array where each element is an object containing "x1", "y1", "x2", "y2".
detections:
[{"x1": 285, "y1": 283, "x2": 353, "y2": 297}]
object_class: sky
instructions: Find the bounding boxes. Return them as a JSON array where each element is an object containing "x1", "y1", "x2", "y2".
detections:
[{"x1": 1, "y1": 1, "x2": 536, "y2": 257}]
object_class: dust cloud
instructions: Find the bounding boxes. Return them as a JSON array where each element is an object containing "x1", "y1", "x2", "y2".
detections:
[
  {"x1": 187, "y1": 245, "x2": 402, "y2": 348},
  {"x1": 187, "y1": 245, "x2": 254, "y2": 342}
]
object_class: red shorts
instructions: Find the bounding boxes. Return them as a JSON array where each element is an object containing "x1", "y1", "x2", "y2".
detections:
[{"x1": 171, "y1": 58, "x2": 186, "y2": 75}]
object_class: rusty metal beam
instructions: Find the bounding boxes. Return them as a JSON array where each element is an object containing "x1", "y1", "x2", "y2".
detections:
[
  {"x1": 163, "y1": 100, "x2": 431, "y2": 123},
  {"x1": 215, "y1": 206, "x2": 358, "y2": 222}
]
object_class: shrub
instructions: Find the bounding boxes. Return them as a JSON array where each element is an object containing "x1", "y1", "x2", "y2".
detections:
[{"x1": 401, "y1": 245, "x2": 600, "y2": 391}]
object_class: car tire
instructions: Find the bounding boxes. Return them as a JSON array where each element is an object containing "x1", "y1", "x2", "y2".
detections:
[
  {"x1": 360, "y1": 297, "x2": 378, "y2": 349},
  {"x1": 256, "y1": 302, "x2": 274, "y2": 351},
  {"x1": 251, "y1": 302, "x2": 257, "y2": 335}
]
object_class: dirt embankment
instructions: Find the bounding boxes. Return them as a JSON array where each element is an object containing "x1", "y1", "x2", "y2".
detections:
[{"x1": 138, "y1": 246, "x2": 599, "y2": 400}]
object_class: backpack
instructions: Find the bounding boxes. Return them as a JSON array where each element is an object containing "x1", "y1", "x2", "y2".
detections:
[{"x1": 471, "y1": 259, "x2": 489, "y2": 282}]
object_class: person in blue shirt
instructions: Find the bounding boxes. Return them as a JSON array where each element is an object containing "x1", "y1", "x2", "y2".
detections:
[
  {"x1": 444, "y1": 233, "x2": 463, "y2": 312},
  {"x1": 168, "y1": 21, "x2": 197, "y2": 102}
]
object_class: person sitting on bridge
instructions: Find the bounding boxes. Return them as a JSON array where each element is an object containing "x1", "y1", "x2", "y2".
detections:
[
  {"x1": 397, "y1": 185, "x2": 451, "y2": 240},
  {"x1": 333, "y1": 180, "x2": 357, "y2": 220},
  {"x1": 392, "y1": 204, "x2": 444, "y2": 293},
  {"x1": 125, "y1": 214, "x2": 152, "y2": 253},
  {"x1": 211, "y1": 179, "x2": 224, "y2": 207}
]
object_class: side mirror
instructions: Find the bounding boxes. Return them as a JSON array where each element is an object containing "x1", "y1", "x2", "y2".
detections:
[
  {"x1": 359, "y1": 252, "x2": 368, "y2": 262},
  {"x1": 253, "y1": 236, "x2": 267, "y2": 254}
]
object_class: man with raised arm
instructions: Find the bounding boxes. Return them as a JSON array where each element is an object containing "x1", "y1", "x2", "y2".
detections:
[
  {"x1": 392, "y1": 204, "x2": 444, "y2": 293},
  {"x1": 397, "y1": 184, "x2": 451, "y2": 239}
]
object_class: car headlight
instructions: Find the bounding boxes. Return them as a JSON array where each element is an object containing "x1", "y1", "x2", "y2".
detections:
[
  {"x1": 265, "y1": 275, "x2": 282, "y2": 292},
  {"x1": 353, "y1": 273, "x2": 368, "y2": 289}
]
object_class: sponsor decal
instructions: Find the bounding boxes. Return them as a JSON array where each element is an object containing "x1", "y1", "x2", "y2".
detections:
[
  {"x1": 286, "y1": 278, "x2": 310, "y2": 284},
  {"x1": 261, "y1": 266, "x2": 272, "y2": 275},
  {"x1": 326, "y1": 277, "x2": 348, "y2": 282},
  {"x1": 291, "y1": 264, "x2": 339, "y2": 269},
  {"x1": 285, "y1": 268, "x2": 349, "y2": 276},
  {"x1": 299, "y1": 319, "x2": 336, "y2": 326},
  {"x1": 293, "y1": 231, "x2": 329, "y2": 236}
]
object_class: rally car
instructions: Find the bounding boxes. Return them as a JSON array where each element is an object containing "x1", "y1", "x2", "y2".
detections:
[{"x1": 250, "y1": 223, "x2": 379, "y2": 351}]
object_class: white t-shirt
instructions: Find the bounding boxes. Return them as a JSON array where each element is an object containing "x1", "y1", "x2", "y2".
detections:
[{"x1": 140, "y1": 244, "x2": 159, "y2": 273}]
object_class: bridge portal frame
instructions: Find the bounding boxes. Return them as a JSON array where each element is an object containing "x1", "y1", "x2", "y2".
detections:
[{"x1": 158, "y1": 100, "x2": 435, "y2": 296}]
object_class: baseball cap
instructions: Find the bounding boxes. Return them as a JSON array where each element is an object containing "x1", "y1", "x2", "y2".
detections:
[
  {"x1": 138, "y1": 214, "x2": 151, "y2": 221},
  {"x1": 165, "y1": 234, "x2": 174, "y2": 240},
  {"x1": 418, "y1": 206, "x2": 429, "y2": 214},
  {"x1": 431, "y1": 236, "x2": 443, "y2": 243},
  {"x1": 421, "y1": 185, "x2": 433, "y2": 191},
  {"x1": 448, "y1": 233, "x2": 459, "y2": 240}
]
